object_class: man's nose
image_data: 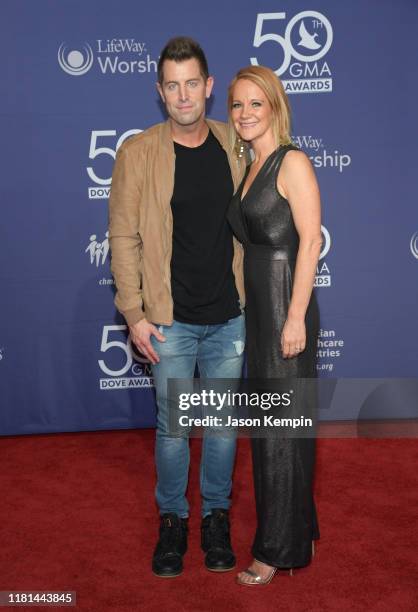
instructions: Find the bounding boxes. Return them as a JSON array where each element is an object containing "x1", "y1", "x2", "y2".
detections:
[{"x1": 178, "y1": 84, "x2": 188, "y2": 101}]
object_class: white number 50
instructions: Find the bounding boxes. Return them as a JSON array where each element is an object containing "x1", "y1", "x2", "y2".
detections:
[
  {"x1": 98, "y1": 325, "x2": 132, "y2": 376},
  {"x1": 250, "y1": 11, "x2": 333, "y2": 76},
  {"x1": 87, "y1": 129, "x2": 142, "y2": 186},
  {"x1": 250, "y1": 13, "x2": 290, "y2": 76}
]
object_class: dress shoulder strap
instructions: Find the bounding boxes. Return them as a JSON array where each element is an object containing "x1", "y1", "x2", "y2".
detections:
[
  {"x1": 269, "y1": 143, "x2": 300, "y2": 174},
  {"x1": 277, "y1": 142, "x2": 299, "y2": 158}
]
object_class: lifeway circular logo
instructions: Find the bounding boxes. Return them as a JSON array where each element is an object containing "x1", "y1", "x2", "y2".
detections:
[
  {"x1": 250, "y1": 11, "x2": 333, "y2": 94},
  {"x1": 58, "y1": 39, "x2": 157, "y2": 76},
  {"x1": 410, "y1": 231, "x2": 418, "y2": 260},
  {"x1": 58, "y1": 43, "x2": 94, "y2": 76}
]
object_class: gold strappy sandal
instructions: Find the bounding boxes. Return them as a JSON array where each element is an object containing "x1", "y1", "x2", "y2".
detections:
[
  {"x1": 237, "y1": 541, "x2": 316, "y2": 586},
  {"x1": 236, "y1": 565, "x2": 278, "y2": 586}
]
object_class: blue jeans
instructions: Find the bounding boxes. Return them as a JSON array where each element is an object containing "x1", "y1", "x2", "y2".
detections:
[{"x1": 150, "y1": 313, "x2": 245, "y2": 518}]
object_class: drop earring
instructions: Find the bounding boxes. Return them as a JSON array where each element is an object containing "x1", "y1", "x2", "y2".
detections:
[{"x1": 236, "y1": 137, "x2": 245, "y2": 159}]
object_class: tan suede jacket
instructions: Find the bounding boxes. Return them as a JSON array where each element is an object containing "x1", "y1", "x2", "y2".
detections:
[{"x1": 108, "y1": 118, "x2": 246, "y2": 326}]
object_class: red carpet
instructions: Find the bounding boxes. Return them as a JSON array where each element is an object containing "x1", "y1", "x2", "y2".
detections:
[{"x1": 1, "y1": 431, "x2": 417, "y2": 611}]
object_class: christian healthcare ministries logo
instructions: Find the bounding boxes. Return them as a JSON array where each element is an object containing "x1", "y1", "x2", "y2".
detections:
[
  {"x1": 85, "y1": 232, "x2": 110, "y2": 267},
  {"x1": 317, "y1": 328, "x2": 344, "y2": 373},
  {"x1": 58, "y1": 39, "x2": 157, "y2": 76},
  {"x1": 250, "y1": 11, "x2": 333, "y2": 94},
  {"x1": 85, "y1": 231, "x2": 115, "y2": 287},
  {"x1": 315, "y1": 225, "x2": 331, "y2": 287},
  {"x1": 58, "y1": 43, "x2": 94, "y2": 75},
  {"x1": 410, "y1": 231, "x2": 418, "y2": 260}
]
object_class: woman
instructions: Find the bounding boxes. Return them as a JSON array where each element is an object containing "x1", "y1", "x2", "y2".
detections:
[{"x1": 227, "y1": 66, "x2": 322, "y2": 585}]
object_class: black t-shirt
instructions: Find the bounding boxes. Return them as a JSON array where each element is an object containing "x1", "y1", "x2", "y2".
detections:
[{"x1": 170, "y1": 130, "x2": 240, "y2": 324}]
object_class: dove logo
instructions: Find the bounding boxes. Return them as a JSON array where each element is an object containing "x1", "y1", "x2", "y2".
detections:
[
  {"x1": 58, "y1": 43, "x2": 94, "y2": 76},
  {"x1": 298, "y1": 21, "x2": 322, "y2": 51},
  {"x1": 251, "y1": 10, "x2": 333, "y2": 94}
]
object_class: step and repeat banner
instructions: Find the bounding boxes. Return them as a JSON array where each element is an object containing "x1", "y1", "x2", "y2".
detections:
[{"x1": 1, "y1": 1, "x2": 417, "y2": 435}]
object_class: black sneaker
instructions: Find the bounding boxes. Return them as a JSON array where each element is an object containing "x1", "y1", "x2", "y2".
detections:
[
  {"x1": 201, "y1": 508, "x2": 236, "y2": 572},
  {"x1": 152, "y1": 513, "x2": 188, "y2": 577}
]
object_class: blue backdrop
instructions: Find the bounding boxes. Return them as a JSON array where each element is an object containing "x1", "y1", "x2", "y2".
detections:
[{"x1": 1, "y1": 0, "x2": 417, "y2": 435}]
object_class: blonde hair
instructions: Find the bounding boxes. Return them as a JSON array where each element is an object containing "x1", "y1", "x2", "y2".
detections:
[{"x1": 227, "y1": 65, "x2": 292, "y2": 156}]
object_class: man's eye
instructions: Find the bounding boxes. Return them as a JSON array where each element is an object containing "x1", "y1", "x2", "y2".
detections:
[
  {"x1": 167, "y1": 84, "x2": 176, "y2": 91},
  {"x1": 188, "y1": 81, "x2": 198, "y2": 88}
]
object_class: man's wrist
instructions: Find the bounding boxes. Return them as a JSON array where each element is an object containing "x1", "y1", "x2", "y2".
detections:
[{"x1": 124, "y1": 306, "x2": 145, "y2": 327}]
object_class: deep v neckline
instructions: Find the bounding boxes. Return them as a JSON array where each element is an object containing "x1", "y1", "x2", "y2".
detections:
[{"x1": 240, "y1": 146, "x2": 280, "y2": 203}]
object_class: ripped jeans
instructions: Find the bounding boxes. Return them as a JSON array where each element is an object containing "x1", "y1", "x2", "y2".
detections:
[{"x1": 150, "y1": 313, "x2": 245, "y2": 517}]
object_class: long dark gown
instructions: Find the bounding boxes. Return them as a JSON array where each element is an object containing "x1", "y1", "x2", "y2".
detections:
[{"x1": 227, "y1": 144, "x2": 320, "y2": 569}]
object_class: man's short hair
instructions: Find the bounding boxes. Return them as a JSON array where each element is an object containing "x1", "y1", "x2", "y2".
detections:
[{"x1": 158, "y1": 36, "x2": 209, "y2": 84}]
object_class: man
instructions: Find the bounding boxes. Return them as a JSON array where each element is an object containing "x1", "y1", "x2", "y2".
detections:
[{"x1": 109, "y1": 37, "x2": 246, "y2": 578}]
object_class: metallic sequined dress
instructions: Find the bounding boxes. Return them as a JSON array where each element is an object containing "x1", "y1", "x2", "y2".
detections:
[{"x1": 227, "y1": 145, "x2": 320, "y2": 568}]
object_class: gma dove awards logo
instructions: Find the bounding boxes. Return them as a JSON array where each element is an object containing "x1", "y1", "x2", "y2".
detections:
[
  {"x1": 98, "y1": 326, "x2": 153, "y2": 390},
  {"x1": 315, "y1": 225, "x2": 331, "y2": 287},
  {"x1": 250, "y1": 10, "x2": 333, "y2": 94}
]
